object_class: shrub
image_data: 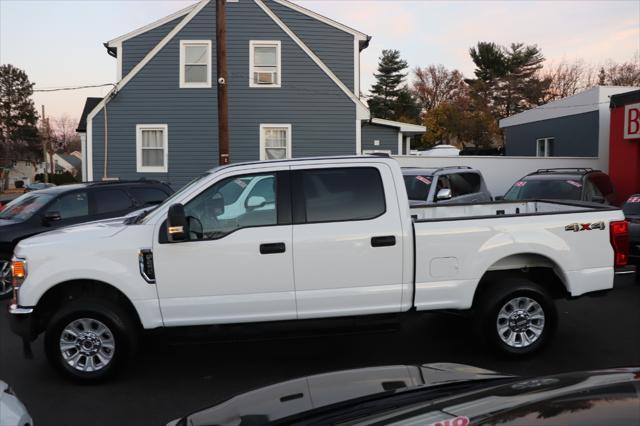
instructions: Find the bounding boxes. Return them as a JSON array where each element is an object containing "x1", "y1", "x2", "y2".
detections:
[
  {"x1": 14, "y1": 180, "x2": 24, "y2": 189},
  {"x1": 49, "y1": 172, "x2": 78, "y2": 186}
]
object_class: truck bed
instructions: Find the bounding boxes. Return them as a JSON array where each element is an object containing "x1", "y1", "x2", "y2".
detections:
[
  {"x1": 409, "y1": 200, "x2": 623, "y2": 312},
  {"x1": 410, "y1": 200, "x2": 615, "y2": 221}
]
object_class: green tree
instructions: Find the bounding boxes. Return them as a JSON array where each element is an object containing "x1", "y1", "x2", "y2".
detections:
[
  {"x1": 466, "y1": 42, "x2": 549, "y2": 120},
  {"x1": 0, "y1": 64, "x2": 40, "y2": 167},
  {"x1": 368, "y1": 49, "x2": 411, "y2": 120}
]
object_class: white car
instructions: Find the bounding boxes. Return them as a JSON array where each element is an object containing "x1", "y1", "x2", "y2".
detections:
[
  {"x1": 8, "y1": 156, "x2": 634, "y2": 382},
  {"x1": 0, "y1": 381, "x2": 33, "y2": 426}
]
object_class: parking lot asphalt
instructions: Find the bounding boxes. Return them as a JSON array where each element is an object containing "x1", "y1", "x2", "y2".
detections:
[{"x1": 1, "y1": 281, "x2": 639, "y2": 426}]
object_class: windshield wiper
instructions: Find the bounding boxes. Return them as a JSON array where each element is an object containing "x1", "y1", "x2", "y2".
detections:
[{"x1": 125, "y1": 208, "x2": 154, "y2": 225}]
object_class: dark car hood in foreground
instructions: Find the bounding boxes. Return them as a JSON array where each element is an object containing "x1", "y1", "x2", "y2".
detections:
[
  {"x1": 167, "y1": 363, "x2": 510, "y2": 426},
  {"x1": 168, "y1": 366, "x2": 640, "y2": 426}
]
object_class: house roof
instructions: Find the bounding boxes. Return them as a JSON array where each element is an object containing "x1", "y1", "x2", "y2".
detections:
[
  {"x1": 500, "y1": 86, "x2": 639, "y2": 128},
  {"x1": 610, "y1": 89, "x2": 640, "y2": 108},
  {"x1": 76, "y1": 97, "x2": 102, "y2": 132},
  {"x1": 369, "y1": 118, "x2": 426, "y2": 134},
  {"x1": 58, "y1": 154, "x2": 82, "y2": 170},
  {"x1": 105, "y1": 2, "x2": 198, "y2": 48},
  {"x1": 105, "y1": 0, "x2": 370, "y2": 51}
]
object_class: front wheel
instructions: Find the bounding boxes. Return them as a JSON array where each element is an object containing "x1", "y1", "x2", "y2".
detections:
[
  {"x1": 44, "y1": 298, "x2": 137, "y2": 382},
  {"x1": 0, "y1": 260, "x2": 13, "y2": 299},
  {"x1": 476, "y1": 277, "x2": 557, "y2": 356}
]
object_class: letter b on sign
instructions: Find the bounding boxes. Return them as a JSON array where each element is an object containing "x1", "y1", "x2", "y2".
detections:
[{"x1": 624, "y1": 103, "x2": 640, "y2": 139}]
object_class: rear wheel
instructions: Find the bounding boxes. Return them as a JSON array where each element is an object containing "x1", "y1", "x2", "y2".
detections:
[
  {"x1": 476, "y1": 276, "x2": 557, "y2": 356},
  {"x1": 44, "y1": 298, "x2": 137, "y2": 382}
]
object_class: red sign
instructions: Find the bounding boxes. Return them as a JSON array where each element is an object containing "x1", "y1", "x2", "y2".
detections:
[{"x1": 624, "y1": 102, "x2": 640, "y2": 140}]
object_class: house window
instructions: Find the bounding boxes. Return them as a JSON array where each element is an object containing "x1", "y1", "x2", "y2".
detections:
[
  {"x1": 136, "y1": 124, "x2": 168, "y2": 173},
  {"x1": 180, "y1": 40, "x2": 212, "y2": 88},
  {"x1": 260, "y1": 124, "x2": 291, "y2": 160},
  {"x1": 250, "y1": 41, "x2": 281, "y2": 87},
  {"x1": 536, "y1": 137, "x2": 555, "y2": 157}
]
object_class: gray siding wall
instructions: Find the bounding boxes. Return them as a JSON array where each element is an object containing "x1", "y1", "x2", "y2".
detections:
[
  {"x1": 121, "y1": 17, "x2": 182, "y2": 77},
  {"x1": 265, "y1": 1, "x2": 354, "y2": 91},
  {"x1": 92, "y1": 0, "x2": 356, "y2": 189},
  {"x1": 362, "y1": 123, "x2": 399, "y2": 154},
  {"x1": 504, "y1": 111, "x2": 599, "y2": 157}
]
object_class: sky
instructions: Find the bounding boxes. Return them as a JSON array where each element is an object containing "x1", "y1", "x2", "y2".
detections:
[{"x1": 1, "y1": 0, "x2": 638, "y2": 121}]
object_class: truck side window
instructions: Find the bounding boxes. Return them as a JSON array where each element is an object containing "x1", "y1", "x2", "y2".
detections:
[
  {"x1": 184, "y1": 173, "x2": 277, "y2": 240},
  {"x1": 298, "y1": 167, "x2": 385, "y2": 223}
]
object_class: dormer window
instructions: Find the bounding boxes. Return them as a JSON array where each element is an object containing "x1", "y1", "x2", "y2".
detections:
[
  {"x1": 180, "y1": 40, "x2": 212, "y2": 88},
  {"x1": 250, "y1": 41, "x2": 281, "y2": 88}
]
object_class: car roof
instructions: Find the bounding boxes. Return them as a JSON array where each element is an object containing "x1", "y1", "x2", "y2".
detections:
[
  {"x1": 402, "y1": 166, "x2": 477, "y2": 175},
  {"x1": 522, "y1": 174, "x2": 586, "y2": 181},
  {"x1": 28, "y1": 180, "x2": 167, "y2": 195}
]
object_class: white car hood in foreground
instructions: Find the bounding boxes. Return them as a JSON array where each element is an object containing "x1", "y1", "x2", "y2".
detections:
[{"x1": 0, "y1": 380, "x2": 33, "y2": 426}]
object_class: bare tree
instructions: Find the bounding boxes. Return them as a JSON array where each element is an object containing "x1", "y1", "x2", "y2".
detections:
[
  {"x1": 601, "y1": 53, "x2": 640, "y2": 86},
  {"x1": 542, "y1": 60, "x2": 588, "y2": 101},
  {"x1": 412, "y1": 65, "x2": 466, "y2": 112},
  {"x1": 51, "y1": 115, "x2": 80, "y2": 152}
]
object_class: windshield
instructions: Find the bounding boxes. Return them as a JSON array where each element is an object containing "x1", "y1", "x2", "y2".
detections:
[
  {"x1": 0, "y1": 192, "x2": 54, "y2": 221},
  {"x1": 623, "y1": 195, "x2": 640, "y2": 216},
  {"x1": 141, "y1": 173, "x2": 211, "y2": 224},
  {"x1": 504, "y1": 178, "x2": 583, "y2": 201},
  {"x1": 403, "y1": 174, "x2": 433, "y2": 201}
]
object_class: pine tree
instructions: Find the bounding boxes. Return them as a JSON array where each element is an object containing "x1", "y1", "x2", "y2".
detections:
[
  {"x1": 466, "y1": 42, "x2": 549, "y2": 119},
  {"x1": 0, "y1": 64, "x2": 40, "y2": 167},
  {"x1": 368, "y1": 50, "x2": 409, "y2": 119}
]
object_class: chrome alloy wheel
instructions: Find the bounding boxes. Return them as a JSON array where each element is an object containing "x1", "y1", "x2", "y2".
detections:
[
  {"x1": 59, "y1": 318, "x2": 116, "y2": 372},
  {"x1": 496, "y1": 297, "x2": 545, "y2": 348},
  {"x1": 0, "y1": 260, "x2": 12, "y2": 297}
]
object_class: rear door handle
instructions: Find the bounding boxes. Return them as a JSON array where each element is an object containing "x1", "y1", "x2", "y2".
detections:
[
  {"x1": 260, "y1": 242, "x2": 286, "y2": 255},
  {"x1": 371, "y1": 236, "x2": 396, "y2": 247}
]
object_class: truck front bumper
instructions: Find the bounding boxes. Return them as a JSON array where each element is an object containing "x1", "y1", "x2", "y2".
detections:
[{"x1": 8, "y1": 304, "x2": 37, "y2": 342}]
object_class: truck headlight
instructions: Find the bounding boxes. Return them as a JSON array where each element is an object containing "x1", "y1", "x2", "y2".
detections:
[{"x1": 11, "y1": 258, "x2": 27, "y2": 288}]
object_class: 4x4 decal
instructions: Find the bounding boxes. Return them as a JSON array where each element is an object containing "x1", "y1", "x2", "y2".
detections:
[{"x1": 565, "y1": 221, "x2": 605, "y2": 232}]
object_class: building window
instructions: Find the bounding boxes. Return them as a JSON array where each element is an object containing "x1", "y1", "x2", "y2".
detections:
[
  {"x1": 180, "y1": 40, "x2": 212, "y2": 88},
  {"x1": 536, "y1": 137, "x2": 555, "y2": 157},
  {"x1": 136, "y1": 124, "x2": 168, "y2": 173},
  {"x1": 260, "y1": 124, "x2": 291, "y2": 160},
  {"x1": 250, "y1": 41, "x2": 281, "y2": 88}
]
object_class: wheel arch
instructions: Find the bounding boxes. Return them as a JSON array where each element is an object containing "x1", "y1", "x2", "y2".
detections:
[
  {"x1": 473, "y1": 253, "x2": 570, "y2": 307},
  {"x1": 34, "y1": 279, "x2": 143, "y2": 334}
]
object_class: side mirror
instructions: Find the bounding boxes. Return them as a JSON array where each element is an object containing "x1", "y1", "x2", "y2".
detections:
[
  {"x1": 436, "y1": 188, "x2": 452, "y2": 201},
  {"x1": 43, "y1": 211, "x2": 61, "y2": 224},
  {"x1": 246, "y1": 195, "x2": 267, "y2": 210},
  {"x1": 167, "y1": 203, "x2": 188, "y2": 242},
  {"x1": 494, "y1": 195, "x2": 504, "y2": 201},
  {"x1": 591, "y1": 195, "x2": 605, "y2": 204}
]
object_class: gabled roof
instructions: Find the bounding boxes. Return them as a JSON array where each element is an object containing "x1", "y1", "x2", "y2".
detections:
[
  {"x1": 106, "y1": 2, "x2": 198, "y2": 48},
  {"x1": 369, "y1": 118, "x2": 426, "y2": 134},
  {"x1": 76, "y1": 97, "x2": 102, "y2": 132},
  {"x1": 57, "y1": 154, "x2": 82, "y2": 170}
]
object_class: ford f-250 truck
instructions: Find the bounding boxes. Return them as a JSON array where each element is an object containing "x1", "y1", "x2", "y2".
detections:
[{"x1": 8, "y1": 156, "x2": 634, "y2": 381}]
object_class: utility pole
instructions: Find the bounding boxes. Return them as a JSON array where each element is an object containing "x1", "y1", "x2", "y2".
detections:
[
  {"x1": 41, "y1": 105, "x2": 49, "y2": 183},
  {"x1": 216, "y1": 0, "x2": 230, "y2": 165}
]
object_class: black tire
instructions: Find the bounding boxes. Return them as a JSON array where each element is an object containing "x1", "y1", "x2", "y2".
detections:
[
  {"x1": 475, "y1": 276, "x2": 557, "y2": 357},
  {"x1": 44, "y1": 298, "x2": 138, "y2": 382}
]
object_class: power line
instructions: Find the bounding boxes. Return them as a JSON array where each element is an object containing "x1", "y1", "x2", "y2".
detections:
[{"x1": 34, "y1": 83, "x2": 116, "y2": 93}]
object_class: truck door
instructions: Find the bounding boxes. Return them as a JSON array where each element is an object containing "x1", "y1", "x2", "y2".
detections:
[
  {"x1": 290, "y1": 164, "x2": 405, "y2": 319},
  {"x1": 152, "y1": 168, "x2": 296, "y2": 326}
]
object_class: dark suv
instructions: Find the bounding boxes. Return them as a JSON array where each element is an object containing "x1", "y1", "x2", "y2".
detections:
[
  {"x1": 0, "y1": 180, "x2": 173, "y2": 297},
  {"x1": 504, "y1": 168, "x2": 616, "y2": 205}
]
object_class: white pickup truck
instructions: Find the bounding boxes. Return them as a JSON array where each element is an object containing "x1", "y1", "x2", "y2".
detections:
[{"x1": 8, "y1": 156, "x2": 634, "y2": 381}]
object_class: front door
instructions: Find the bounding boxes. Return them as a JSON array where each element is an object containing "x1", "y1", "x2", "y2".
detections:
[
  {"x1": 153, "y1": 169, "x2": 296, "y2": 326},
  {"x1": 290, "y1": 164, "x2": 405, "y2": 319}
]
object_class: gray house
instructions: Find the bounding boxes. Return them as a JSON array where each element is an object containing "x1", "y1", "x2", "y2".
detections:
[
  {"x1": 78, "y1": 0, "x2": 424, "y2": 187},
  {"x1": 500, "y1": 86, "x2": 637, "y2": 159}
]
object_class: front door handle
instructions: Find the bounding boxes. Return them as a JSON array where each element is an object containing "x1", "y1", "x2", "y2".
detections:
[
  {"x1": 260, "y1": 242, "x2": 286, "y2": 255},
  {"x1": 371, "y1": 236, "x2": 396, "y2": 247}
]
